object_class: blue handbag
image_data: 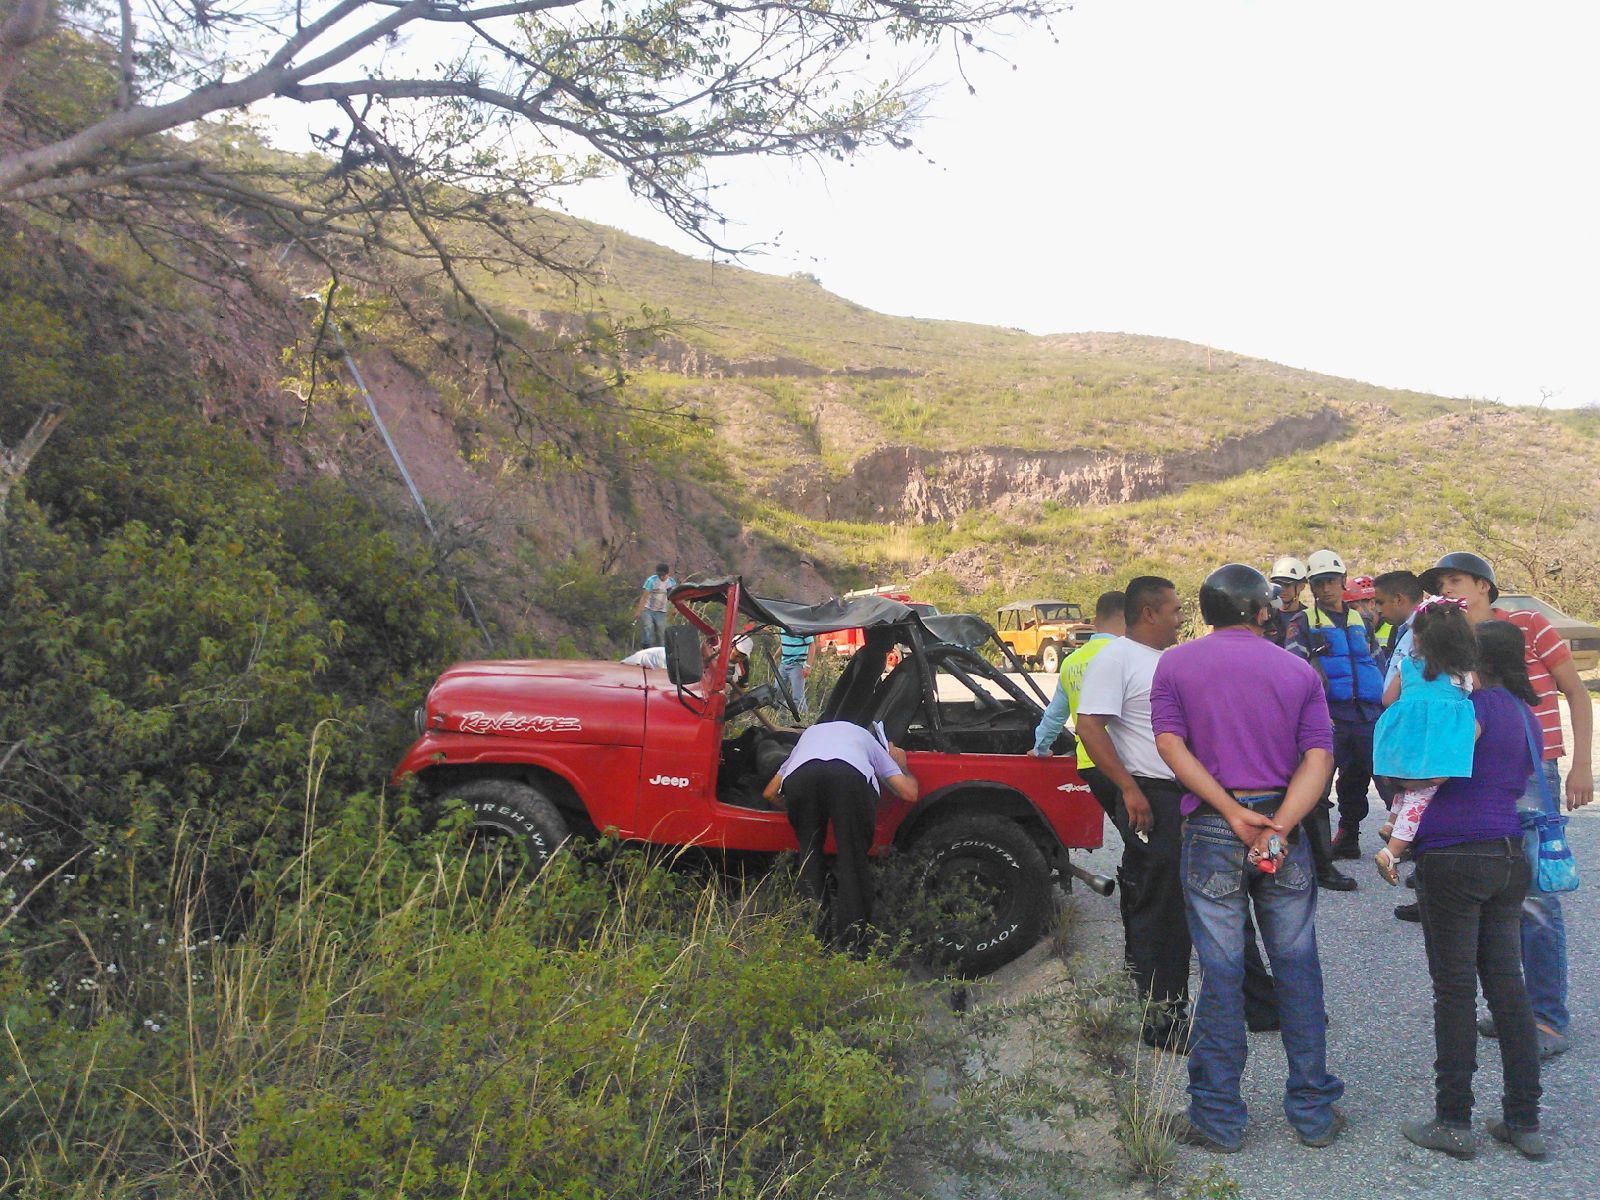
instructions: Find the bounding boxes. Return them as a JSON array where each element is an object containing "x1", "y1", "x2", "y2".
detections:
[{"x1": 1519, "y1": 710, "x2": 1580, "y2": 896}]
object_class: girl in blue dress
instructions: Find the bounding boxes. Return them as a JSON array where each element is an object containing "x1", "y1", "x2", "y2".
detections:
[{"x1": 1372, "y1": 597, "x2": 1478, "y2": 883}]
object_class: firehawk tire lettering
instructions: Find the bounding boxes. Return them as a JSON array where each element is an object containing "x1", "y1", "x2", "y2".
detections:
[
  {"x1": 911, "y1": 812, "x2": 1051, "y2": 978},
  {"x1": 436, "y1": 777, "x2": 571, "y2": 875}
]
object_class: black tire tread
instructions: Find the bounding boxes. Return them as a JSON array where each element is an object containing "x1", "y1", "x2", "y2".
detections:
[
  {"x1": 911, "y1": 811, "x2": 1051, "y2": 977},
  {"x1": 440, "y1": 777, "x2": 571, "y2": 875}
]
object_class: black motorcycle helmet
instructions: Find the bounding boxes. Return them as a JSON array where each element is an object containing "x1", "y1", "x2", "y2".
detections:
[
  {"x1": 1200, "y1": 563, "x2": 1274, "y2": 629},
  {"x1": 1419, "y1": 551, "x2": 1498, "y2": 602}
]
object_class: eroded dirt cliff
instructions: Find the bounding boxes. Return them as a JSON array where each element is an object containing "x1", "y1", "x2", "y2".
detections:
[{"x1": 774, "y1": 406, "x2": 1348, "y2": 522}]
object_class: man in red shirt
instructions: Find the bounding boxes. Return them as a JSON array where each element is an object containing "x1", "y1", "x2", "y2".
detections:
[{"x1": 1422, "y1": 552, "x2": 1594, "y2": 1057}]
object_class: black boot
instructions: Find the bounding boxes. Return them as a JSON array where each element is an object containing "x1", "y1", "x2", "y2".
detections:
[
  {"x1": 1306, "y1": 807, "x2": 1356, "y2": 890},
  {"x1": 1330, "y1": 824, "x2": 1361, "y2": 861}
]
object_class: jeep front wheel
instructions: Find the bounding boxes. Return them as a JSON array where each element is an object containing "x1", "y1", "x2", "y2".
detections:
[
  {"x1": 441, "y1": 777, "x2": 571, "y2": 878},
  {"x1": 910, "y1": 813, "x2": 1051, "y2": 977},
  {"x1": 1038, "y1": 641, "x2": 1061, "y2": 675}
]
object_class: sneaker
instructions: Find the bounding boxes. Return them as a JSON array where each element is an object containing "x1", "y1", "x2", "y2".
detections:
[
  {"x1": 1394, "y1": 901, "x2": 1421, "y2": 922},
  {"x1": 1173, "y1": 1116, "x2": 1242, "y2": 1154},
  {"x1": 1317, "y1": 867, "x2": 1358, "y2": 892},
  {"x1": 1478, "y1": 1013, "x2": 1498, "y2": 1039},
  {"x1": 1298, "y1": 1107, "x2": 1347, "y2": 1148},
  {"x1": 1402, "y1": 1117, "x2": 1475, "y2": 1160},
  {"x1": 1330, "y1": 827, "x2": 1361, "y2": 861},
  {"x1": 1488, "y1": 1119, "x2": 1548, "y2": 1161}
]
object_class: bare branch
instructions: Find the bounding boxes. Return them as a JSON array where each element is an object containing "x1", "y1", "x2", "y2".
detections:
[{"x1": 116, "y1": 0, "x2": 136, "y2": 110}]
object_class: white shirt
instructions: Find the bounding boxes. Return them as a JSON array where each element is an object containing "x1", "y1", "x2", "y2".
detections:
[
  {"x1": 778, "y1": 722, "x2": 905, "y2": 795},
  {"x1": 1074, "y1": 637, "x2": 1174, "y2": 781},
  {"x1": 622, "y1": 647, "x2": 668, "y2": 669}
]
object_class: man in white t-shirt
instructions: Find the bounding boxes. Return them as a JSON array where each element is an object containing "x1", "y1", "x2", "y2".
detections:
[{"x1": 1076, "y1": 577, "x2": 1279, "y2": 1050}]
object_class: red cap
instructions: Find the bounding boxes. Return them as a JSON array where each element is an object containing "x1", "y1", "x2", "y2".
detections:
[{"x1": 1343, "y1": 575, "x2": 1376, "y2": 601}]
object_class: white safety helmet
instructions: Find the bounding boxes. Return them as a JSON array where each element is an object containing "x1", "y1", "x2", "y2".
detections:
[
  {"x1": 1269, "y1": 556, "x2": 1308, "y2": 584},
  {"x1": 1306, "y1": 549, "x2": 1346, "y2": 578}
]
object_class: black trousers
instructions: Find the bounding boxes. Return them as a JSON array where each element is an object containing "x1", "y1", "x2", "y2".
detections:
[
  {"x1": 1417, "y1": 837, "x2": 1541, "y2": 1130},
  {"x1": 784, "y1": 759, "x2": 878, "y2": 946},
  {"x1": 1331, "y1": 717, "x2": 1375, "y2": 833},
  {"x1": 1114, "y1": 777, "x2": 1277, "y2": 1028}
]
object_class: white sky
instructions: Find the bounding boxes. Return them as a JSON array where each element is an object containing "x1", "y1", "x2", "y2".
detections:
[{"x1": 561, "y1": 0, "x2": 1600, "y2": 408}]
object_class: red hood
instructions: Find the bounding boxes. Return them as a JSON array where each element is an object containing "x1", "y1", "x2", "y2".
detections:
[{"x1": 424, "y1": 659, "x2": 649, "y2": 746}]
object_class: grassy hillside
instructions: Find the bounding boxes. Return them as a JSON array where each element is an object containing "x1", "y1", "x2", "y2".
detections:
[
  {"x1": 463, "y1": 209, "x2": 1600, "y2": 621},
  {"x1": 470, "y1": 215, "x2": 1463, "y2": 461}
]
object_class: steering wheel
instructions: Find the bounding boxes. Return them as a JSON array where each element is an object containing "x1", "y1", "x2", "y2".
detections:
[{"x1": 762, "y1": 644, "x2": 806, "y2": 724}]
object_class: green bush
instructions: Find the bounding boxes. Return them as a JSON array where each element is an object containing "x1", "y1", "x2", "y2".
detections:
[
  {"x1": 1, "y1": 803, "x2": 925, "y2": 1198},
  {"x1": 0, "y1": 246, "x2": 470, "y2": 998}
]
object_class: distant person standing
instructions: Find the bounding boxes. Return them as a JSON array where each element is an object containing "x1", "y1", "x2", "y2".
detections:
[
  {"x1": 1152, "y1": 564, "x2": 1343, "y2": 1153},
  {"x1": 1374, "y1": 570, "x2": 1424, "y2": 688},
  {"x1": 1423, "y1": 551, "x2": 1594, "y2": 1055},
  {"x1": 1344, "y1": 575, "x2": 1379, "y2": 628},
  {"x1": 1274, "y1": 554, "x2": 1352, "y2": 892},
  {"x1": 779, "y1": 629, "x2": 817, "y2": 717},
  {"x1": 1306, "y1": 549, "x2": 1384, "y2": 864},
  {"x1": 635, "y1": 562, "x2": 676, "y2": 649},
  {"x1": 1269, "y1": 556, "x2": 1313, "y2": 661},
  {"x1": 1030, "y1": 590, "x2": 1126, "y2": 817}
]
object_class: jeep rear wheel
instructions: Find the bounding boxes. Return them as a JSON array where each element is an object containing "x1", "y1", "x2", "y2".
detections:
[
  {"x1": 910, "y1": 813, "x2": 1051, "y2": 977},
  {"x1": 1038, "y1": 641, "x2": 1061, "y2": 674},
  {"x1": 441, "y1": 777, "x2": 571, "y2": 878}
]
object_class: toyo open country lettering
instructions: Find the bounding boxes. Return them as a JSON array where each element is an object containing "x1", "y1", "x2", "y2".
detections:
[{"x1": 392, "y1": 578, "x2": 1113, "y2": 976}]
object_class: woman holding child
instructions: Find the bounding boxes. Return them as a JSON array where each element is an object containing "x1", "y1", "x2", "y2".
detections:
[{"x1": 1398, "y1": 616, "x2": 1545, "y2": 1161}]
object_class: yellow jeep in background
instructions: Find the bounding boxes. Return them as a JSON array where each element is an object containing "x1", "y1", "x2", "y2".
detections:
[{"x1": 995, "y1": 600, "x2": 1094, "y2": 674}]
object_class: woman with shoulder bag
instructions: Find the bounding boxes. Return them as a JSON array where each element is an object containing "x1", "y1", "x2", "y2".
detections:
[{"x1": 1402, "y1": 619, "x2": 1545, "y2": 1162}]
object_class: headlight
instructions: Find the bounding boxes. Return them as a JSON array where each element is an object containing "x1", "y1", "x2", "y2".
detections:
[{"x1": 413, "y1": 706, "x2": 427, "y2": 737}]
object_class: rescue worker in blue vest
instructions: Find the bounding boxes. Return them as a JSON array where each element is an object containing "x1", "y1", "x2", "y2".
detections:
[{"x1": 1305, "y1": 549, "x2": 1385, "y2": 865}]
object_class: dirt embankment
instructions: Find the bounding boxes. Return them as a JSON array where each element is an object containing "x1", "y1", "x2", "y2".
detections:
[{"x1": 775, "y1": 406, "x2": 1348, "y2": 523}]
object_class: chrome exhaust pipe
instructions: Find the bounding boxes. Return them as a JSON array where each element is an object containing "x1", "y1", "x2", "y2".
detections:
[{"x1": 1066, "y1": 861, "x2": 1115, "y2": 896}]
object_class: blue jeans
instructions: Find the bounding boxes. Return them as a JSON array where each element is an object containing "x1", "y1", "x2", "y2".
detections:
[
  {"x1": 1182, "y1": 806, "x2": 1344, "y2": 1147},
  {"x1": 639, "y1": 608, "x2": 667, "y2": 649},
  {"x1": 781, "y1": 661, "x2": 809, "y2": 716},
  {"x1": 1519, "y1": 759, "x2": 1568, "y2": 1033}
]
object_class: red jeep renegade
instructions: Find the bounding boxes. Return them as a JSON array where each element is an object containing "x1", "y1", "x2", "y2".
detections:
[{"x1": 392, "y1": 578, "x2": 1107, "y2": 974}]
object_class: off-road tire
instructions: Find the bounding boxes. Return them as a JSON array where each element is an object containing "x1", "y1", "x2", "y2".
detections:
[
  {"x1": 441, "y1": 777, "x2": 571, "y2": 877},
  {"x1": 910, "y1": 812, "x2": 1051, "y2": 977},
  {"x1": 1038, "y1": 641, "x2": 1062, "y2": 675}
]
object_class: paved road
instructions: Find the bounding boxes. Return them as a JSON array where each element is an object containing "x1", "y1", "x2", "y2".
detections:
[{"x1": 1071, "y1": 698, "x2": 1600, "y2": 1200}]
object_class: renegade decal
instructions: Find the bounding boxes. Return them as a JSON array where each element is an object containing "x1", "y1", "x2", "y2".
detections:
[{"x1": 457, "y1": 711, "x2": 582, "y2": 735}]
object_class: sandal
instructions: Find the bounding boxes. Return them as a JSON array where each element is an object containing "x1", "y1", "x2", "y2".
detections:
[{"x1": 1375, "y1": 846, "x2": 1401, "y2": 886}]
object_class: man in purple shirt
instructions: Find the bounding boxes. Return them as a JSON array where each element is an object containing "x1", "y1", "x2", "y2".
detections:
[{"x1": 1150, "y1": 564, "x2": 1343, "y2": 1153}]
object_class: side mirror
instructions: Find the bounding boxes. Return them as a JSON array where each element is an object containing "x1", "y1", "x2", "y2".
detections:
[{"x1": 664, "y1": 625, "x2": 704, "y2": 686}]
